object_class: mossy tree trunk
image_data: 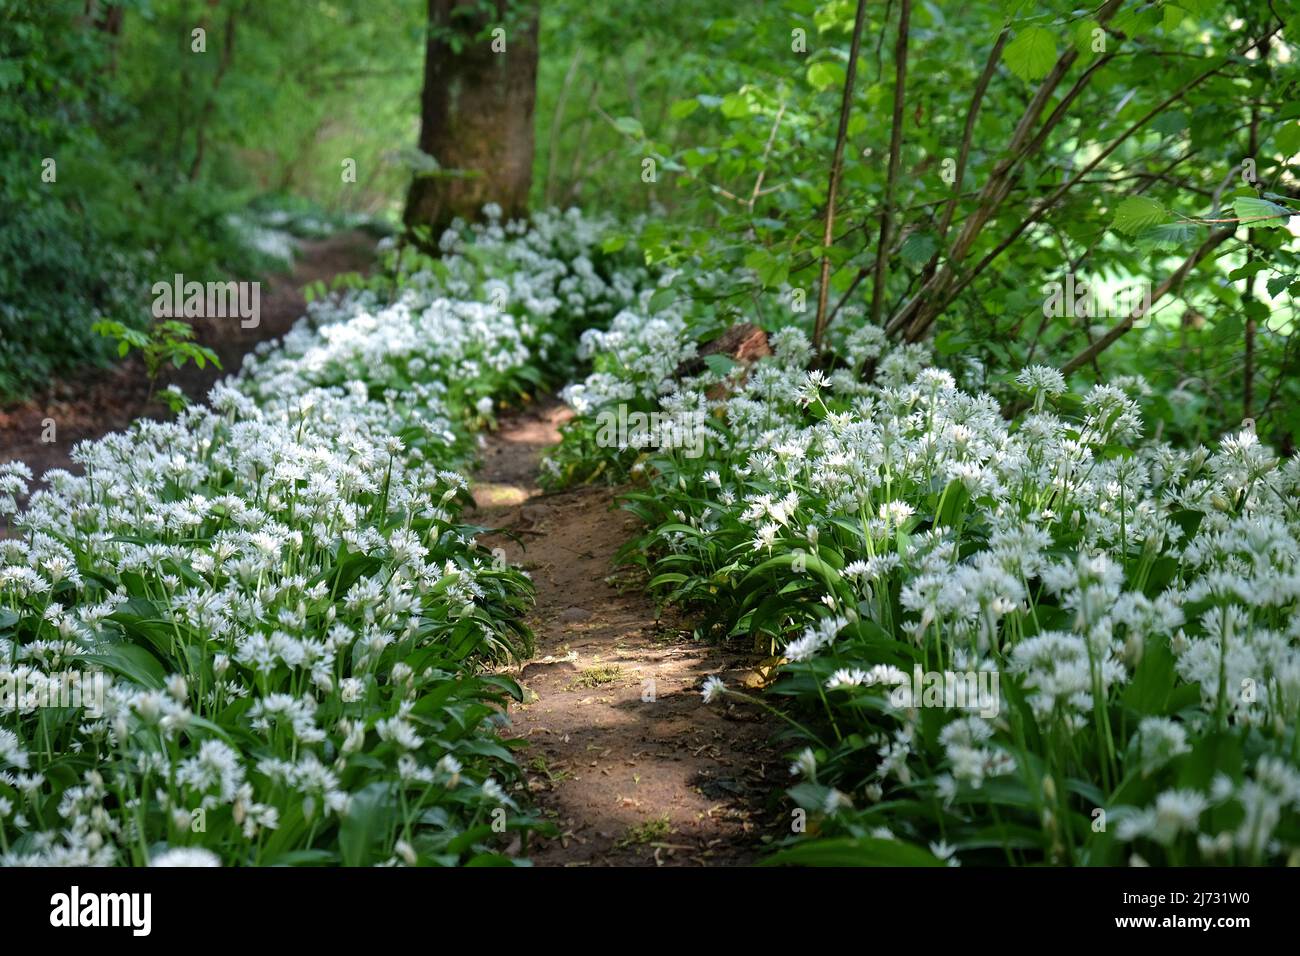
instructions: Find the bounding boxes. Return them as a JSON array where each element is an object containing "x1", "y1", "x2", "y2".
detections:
[{"x1": 403, "y1": 0, "x2": 539, "y2": 240}]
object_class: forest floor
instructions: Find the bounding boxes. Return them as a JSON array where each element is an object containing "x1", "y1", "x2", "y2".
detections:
[
  {"x1": 0, "y1": 230, "x2": 376, "y2": 482},
  {"x1": 472, "y1": 400, "x2": 786, "y2": 866}
]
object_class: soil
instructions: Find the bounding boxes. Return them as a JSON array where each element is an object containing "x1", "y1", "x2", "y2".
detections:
[
  {"x1": 472, "y1": 400, "x2": 786, "y2": 866},
  {"x1": 0, "y1": 230, "x2": 376, "y2": 483}
]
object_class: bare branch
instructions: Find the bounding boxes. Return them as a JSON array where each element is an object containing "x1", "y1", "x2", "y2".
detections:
[
  {"x1": 868, "y1": 0, "x2": 911, "y2": 327},
  {"x1": 811, "y1": 0, "x2": 870, "y2": 351}
]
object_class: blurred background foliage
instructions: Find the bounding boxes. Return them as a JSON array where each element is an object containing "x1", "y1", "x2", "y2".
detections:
[
  {"x1": 0, "y1": 0, "x2": 419, "y2": 397},
  {"x1": 2, "y1": 0, "x2": 1299, "y2": 452},
  {"x1": 536, "y1": 0, "x2": 1300, "y2": 450}
]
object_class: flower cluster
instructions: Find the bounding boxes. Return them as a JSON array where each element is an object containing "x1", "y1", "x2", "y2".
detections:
[
  {"x1": 556, "y1": 304, "x2": 1300, "y2": 866},
  {"x1": 0, "y1": 208, "x2": 646, "y2": 866}
]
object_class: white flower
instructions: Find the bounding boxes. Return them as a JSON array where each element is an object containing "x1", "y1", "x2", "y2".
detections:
[
  {"x1": 149, "y1": 847, "x2": 222, "y2": 867},
  {"x1": 701, "y1": 676, "x2": 726, "y2": 704},
  {"x1": 789, "y1": 747, "x2": 817, "y2": 778},
  {"x1": 929, "y1": 840, "x2": 960, "y2": 866},
  {"x1": 1015, "y1": 365, "x2": 1066, "y2": 399}
]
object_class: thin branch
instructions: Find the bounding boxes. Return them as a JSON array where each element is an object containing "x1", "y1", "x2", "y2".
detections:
[
  {"x1": 811, "y1": 0, "x2": 870, "y2": 352},
  {"x1": 934, "y1": 28, "x2": 1009, "y2": 247},
  {"x1": 867, "y1": 0, "x2": 911, "y2": 328},
  {"x1": 545, "y1": 47, "x2": 584, "y2": 207},
  {"x1": 748, "y1": 101, "x2": 787, "y2": 212}
]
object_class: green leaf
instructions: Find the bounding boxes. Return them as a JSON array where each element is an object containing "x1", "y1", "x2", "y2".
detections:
[
  {"x1": 703, "y1": 354, "x2": 739, "y2": 377},
  {"x1": 764, "y1": 837, "x2": 943, "y2": 867},
  {"x1": 899, "y1": 232, "x2": 937, "y2": 266},
  {"x1": 1112, "y1": 196, "x2": 1167, "y2": 236},
  {"x1": 934, "y1": 330, "x2": 968, "y2": 355},
  {"x1": 1275, "y1": 121, "x2": 1300, "y2": 157},
  {"x1": 743, "y1": 248, "x2": 788, "y2": 288},
  {"x1": 1122, "y1": 636, "x2": 1177, "y2": 716},
  {"x1": 82, "y1": 644, "x2": 166, "y2": 690},
  {"x1": 1228, "y1": 261, "x2": 1268, "y2": 281},
  {"x1": 1072, "y1": 20, "x2": 1102, "y2": 54},
  {"x1": 647, "y1": 286, "x2": 676, "y2": 312},
  {"x1": 1135, "y1": 221, "x2": 1200, "y2": 251},
  {"x1": 339, "y1": 782, "x2": 398, "y2": 866},
  {"x1": 1266, "y1": 274, "x2": 1294, "y2": 297},
  {"x1": 669, "y1": 99, "x2": 700, "y2": 121},
  {"x1": 1234, "y1": 196, "x2": 1292, "y2": 229},
  {"x1": 612, "y1": 115, "x2": 643, "y2": 138},
  {"x1": 1003, "y1": 27, "x2": 1057, "y2": 83},
  {"x1": 806, "y1": 61, "x2": 846, "y2": 91},
  {"x1": 720, "y1": 92, "x2": 750, "y2": 118},
  {"x1": 681, "y1": 147, "x2": 717, "y2": 170},
  {"x1": 1151, "y1": 111, "x2": 1188, "y2": 136}
]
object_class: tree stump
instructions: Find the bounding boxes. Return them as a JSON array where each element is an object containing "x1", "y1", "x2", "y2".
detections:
[{"x1": 674, "y1": 323, "x2": 771, "y2": 400}]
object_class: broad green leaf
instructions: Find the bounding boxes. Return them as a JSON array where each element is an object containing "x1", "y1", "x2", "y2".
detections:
[
  {"x1": 339, "y1": 782, "x2": 398, "y2": 866},
  {"x1": 1152, "y1": 111, "x2": 1188, "y2": 136},
  {"x1": 1112, "y1": 196, "x2": 1167, "y2": 235},
  {"x1": 1003, "y1": 27, "x2": 1057, "y2": 83},
  {"x1": 82, "y1": 644, "x2": 166, "y2": 689},
  {"x1": 1135, "y1": 221, "x2": 1200, "y2": 251},
  {"x1": 1228, "y1": 260, "x2": 1268, "y2": 281},
  {"x1": 720, "y1": 92, "x2": 750, "y2": 118},
  {"x1": 1123, "y1": 636, "x2": 1177, "y2": 716},
  {"x1": 669, "y1": 98, "x2": 699, "y2": 121},
  {"x1": 1266, "y1": 274, "x2": 1295, "y2": 297},
  {"x1": 647, "y1": 286, "x2": 676, "y2": 312},
  {"x1": 806, "y1": 61, "x2": 846, "y2": 91},
  {"x1": 703, "y1": 354, "x2": 739, "y2": 377},
  {"x1": 899, "y1": 231, "x2": 937, "y2": 266},
  {"x1": 1275, "y1": 121, "x2": 1300, "y2": 157},
  {"x1": 744, "y1": 248, "x2": 788, "y2": 287},
  {"x1": 612, "y1": 115, "x2": 643, "y2": 138},
  {"x1": 1072, "y1": 19, "x2": 1103, "y2": 54},
  {"x1": 1234, "y1": 196, "x2": 1292, "y2": 228}
]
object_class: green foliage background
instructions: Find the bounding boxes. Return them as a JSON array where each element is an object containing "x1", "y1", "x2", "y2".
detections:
[
  {"x1": 0, "y1": 0, "x2": 423, "y2": 398},
  {"x1": 2, "y1": 0, "x2": 1298, "y2": 445},
  {"x1": 534, "y1": 0, "x2": 1300, "y2": 449}
]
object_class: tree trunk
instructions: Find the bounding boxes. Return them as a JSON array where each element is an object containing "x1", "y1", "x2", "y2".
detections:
[
  {"x1": 83, "y1": 0, "x2": 126, "y2": 73},
  {"x1": 404, "y1": 0, "x2": 539, "y2": 239}
]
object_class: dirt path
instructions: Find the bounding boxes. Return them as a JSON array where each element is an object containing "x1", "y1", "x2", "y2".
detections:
[
  {"x1": 472, "y1": 400, "x2": 784, "y2": 866},
  {"x1": 0, "y1": 230, "x2": 376, "y2": 482}
]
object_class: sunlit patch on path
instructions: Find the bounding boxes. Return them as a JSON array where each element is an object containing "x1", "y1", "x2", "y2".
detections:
[{"x1": 471, "y1": 400, "x2": 783, "y2": 866}]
